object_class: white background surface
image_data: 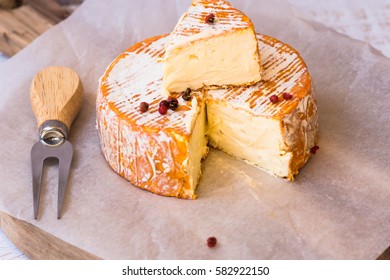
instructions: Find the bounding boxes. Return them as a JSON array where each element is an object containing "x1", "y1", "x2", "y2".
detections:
[{"x1": 0, "y1": 0, "x2": 389, "y2": 260}]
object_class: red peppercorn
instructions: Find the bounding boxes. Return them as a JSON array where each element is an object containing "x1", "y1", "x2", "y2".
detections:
[
  {"x1": 207, "y1": 237, "x2": 217, "y2": 248},
  {"x1": 159, "y1": 100, "x2": 169, "y2": 108},
  {"x1": 139, "y1": 102, "x2": 149, "y2": 113},
  {"x1": 159, "y1": 105, "x2": 168, "y2": 115},
  {"x1": 168, "y1": 97, "x2": 179, "y2": 111},
  {"x1": 282, "y1": 92, "x2": 293, "y2": 100},
  {"x1": 269, "y1": 95, "x2": 279, "y2": 104},
  {"x1": 310, "y1": 145, "x2": 320, "y2": 155},
  {"x1": 205, "y1": 13, "x2": 216, "y2": 24}
]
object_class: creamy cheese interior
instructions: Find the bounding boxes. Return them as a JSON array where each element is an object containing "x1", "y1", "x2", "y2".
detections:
[
  {"x1": 185, "y1": 101, "x2": 208, "y2": 196},
  {"x1": 207, "y1": 101, "x2": 292, "y2": 177},
  {"x1": 163, "y1": 29, "x2": 261, "y2": 93}
]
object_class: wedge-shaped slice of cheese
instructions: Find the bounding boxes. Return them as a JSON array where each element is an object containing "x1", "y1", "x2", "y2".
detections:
[{"x1": 163, "y1": 0, "x2": 262, "y2": 94}]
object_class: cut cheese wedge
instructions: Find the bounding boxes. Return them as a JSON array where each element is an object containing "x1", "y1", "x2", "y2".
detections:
[
  {"x1": 97, "y1": 34, "x2": 318, "y2": 199},
  {"x1": 162, "y1": 0, "x2": 262, "y2": 94}
]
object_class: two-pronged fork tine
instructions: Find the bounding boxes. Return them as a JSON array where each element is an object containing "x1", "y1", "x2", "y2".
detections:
[
  {"x1": 30, "y1": 66, "x2": 83, "y2": 219},
  {"x1": 31, "y1": 139, "x2": 73, "y2": 219},
  {"x1": 31, "y1": 142, "x2": 44, "y2": 220},
  {"x1": 57, "y1": 141, "x2": 73, "y2": 219}
]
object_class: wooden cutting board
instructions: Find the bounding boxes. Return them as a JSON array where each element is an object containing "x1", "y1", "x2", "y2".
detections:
[{"x1": 0, "y1": 211, "x2": 99, "y2": 259}]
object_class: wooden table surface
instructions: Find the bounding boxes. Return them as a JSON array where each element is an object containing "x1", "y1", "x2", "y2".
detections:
[
  {"x1": 0, "y1": 0, "x2": 389, "y2": 260},
  {"x1": 0, "y1": 0, "x2": 82, "y2": 56}
]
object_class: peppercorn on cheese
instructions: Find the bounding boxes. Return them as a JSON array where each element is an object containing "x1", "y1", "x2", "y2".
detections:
[
  {"x1": 162, "y1": 0, "x2": 262, "y2": 94},
  {"x1": 96, "y1": 34, "x2": 318, "y2": 198}
]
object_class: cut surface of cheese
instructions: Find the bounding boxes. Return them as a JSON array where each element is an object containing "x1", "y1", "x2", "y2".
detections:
[
  {"x1": 162, "y1": 0, "x2": 262, "y2": 94},
  {"x1": 97, "y1": 34, "x2": 318, "y2": 198},
  {"x1": 207, "y1": 35, "x2": 318, "y2": 179}
]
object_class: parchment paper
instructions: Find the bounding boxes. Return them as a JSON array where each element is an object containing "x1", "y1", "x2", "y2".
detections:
[{"x1": 0, "y1": 0, "x2": 389, "y2": 259}]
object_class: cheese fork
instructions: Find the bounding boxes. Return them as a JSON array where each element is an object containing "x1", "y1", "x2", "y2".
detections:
[{"x1": 30, "y1": 66, "x2": 83, "y2": 219}]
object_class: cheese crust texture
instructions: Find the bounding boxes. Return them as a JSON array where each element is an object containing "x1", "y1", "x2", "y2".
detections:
[
  {"x1": 97, "y1": 34, "x2": 318, "y2": 198},
  {"x1": 162, "y1": 0, "x2": 262, "y2": 94}
]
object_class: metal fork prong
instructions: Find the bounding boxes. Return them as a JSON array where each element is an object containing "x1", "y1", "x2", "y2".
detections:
[
  {"x1": 31, "y1": 142, "x2": 45, "y2": 219},
  {"x1": 31, "y1": 140, "x2": 73, "y2": 219},
  {"x1": 57, "y1": 141, "x2": 73, "y2": 219}
]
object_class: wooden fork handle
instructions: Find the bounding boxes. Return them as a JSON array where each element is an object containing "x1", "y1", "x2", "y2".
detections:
[{"x1": 30, "y1": 66, "x2": 83, "y2": 132}]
